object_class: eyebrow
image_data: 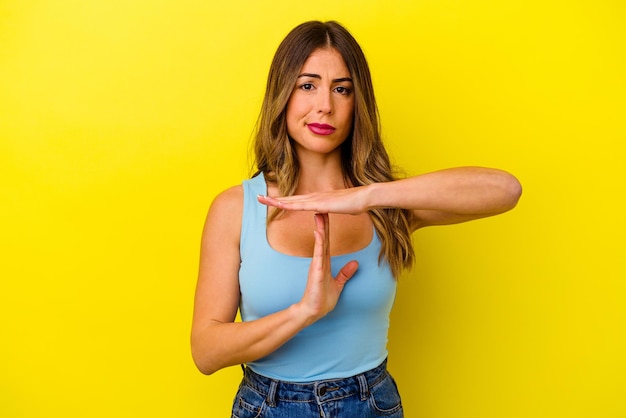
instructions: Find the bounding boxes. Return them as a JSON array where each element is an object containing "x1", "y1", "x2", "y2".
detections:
[{"x1": 297, "y1": 73, "x2": 353, "y2": 83}]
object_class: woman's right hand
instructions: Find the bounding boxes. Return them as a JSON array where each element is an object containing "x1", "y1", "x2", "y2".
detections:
[
  {"x1": 296, "y1": 213, "x2": 359, "y2": 324},
  {"x1": 192, "y1": 192, "x2": 358, "y2": 375}
]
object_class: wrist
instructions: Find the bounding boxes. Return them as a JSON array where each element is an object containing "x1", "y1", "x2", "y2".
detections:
[
  {"x1": 288, "y1": 302, "x2": 318, "y2": 328},
  {"x1": 363, "y1": 182, "x2": 382, "y2": 209}
]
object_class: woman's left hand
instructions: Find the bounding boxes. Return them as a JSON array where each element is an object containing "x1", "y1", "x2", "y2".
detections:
[
  {"x1": 257, "y1": 186, "x2": 370, "y2": 215},
  {"x1": 257, "y1": 167, "x2": 522, "y2": 227}
]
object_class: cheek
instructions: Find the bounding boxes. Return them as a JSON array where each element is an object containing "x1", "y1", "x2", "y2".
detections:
[
  {"x1": 343, "y1": 103, "x2": 355, "y2": 129},
  {"x1": 286, "y1": 113, "x2": 297, "y2": 134},
  {"x1": 345, "y1": 97, "x2": 355, "y2": 117},
  {"x1": 286, "y1": 98, "x2": 306, "y2": 123},
  {"x1": 285, "y1": 101, "x2": 297, "y2": 133}
]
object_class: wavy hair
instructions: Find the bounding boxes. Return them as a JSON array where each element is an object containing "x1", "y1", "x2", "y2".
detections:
[{"x1": 253, "y1": 21, "x2": 414, "y2": 278}]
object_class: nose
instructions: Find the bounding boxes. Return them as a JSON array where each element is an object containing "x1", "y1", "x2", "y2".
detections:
[{"x1": 317, "y1": 90, "x2": 333, "y2": 114}]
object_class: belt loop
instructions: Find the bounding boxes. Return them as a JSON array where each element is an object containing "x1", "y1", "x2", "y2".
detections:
[
  {"x1": 266, "y1": 379, "x2": 279, "y2": 407},
  {"x1": 357, "y1": 373, "x2": 369, "y2": 401}
]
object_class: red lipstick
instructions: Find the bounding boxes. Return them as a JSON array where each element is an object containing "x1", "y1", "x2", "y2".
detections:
[{"x1": 307, "y1": 123, "x2": 336, "y2": 135}]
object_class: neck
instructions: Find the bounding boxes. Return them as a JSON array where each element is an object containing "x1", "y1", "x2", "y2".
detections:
[{"x1": 295, "y1": 151, "x2": 346, "y2": 193}]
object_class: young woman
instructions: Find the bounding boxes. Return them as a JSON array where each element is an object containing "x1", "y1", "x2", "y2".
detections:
[{"x1": 191, "y1": 21, "x2": 521, "y2": 417}]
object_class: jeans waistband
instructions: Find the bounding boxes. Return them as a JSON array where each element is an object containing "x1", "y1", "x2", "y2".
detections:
[{"x1": 242, "y1": 359, "x2": 388, "y2": 406}]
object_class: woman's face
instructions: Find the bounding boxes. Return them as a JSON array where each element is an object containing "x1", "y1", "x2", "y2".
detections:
[{"x1": 285, "y1": 47, "x2": 355, "y2": 159}]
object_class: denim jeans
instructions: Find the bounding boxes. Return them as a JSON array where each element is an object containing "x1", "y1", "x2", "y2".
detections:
[{"x1": 231, "y1": 359, "x2": 403, "y2": 418}]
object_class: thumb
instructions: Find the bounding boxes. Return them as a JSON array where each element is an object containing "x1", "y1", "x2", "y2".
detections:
[{"x1": 335, "y1": 260, "x2": 359, "y2": 286}]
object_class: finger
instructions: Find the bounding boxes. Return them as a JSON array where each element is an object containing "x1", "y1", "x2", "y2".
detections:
[
  {"x1": 312, "y1": 214, "x2": 328, "y2": 271},
  {"x1": 258, "y1": 194, "x2": 325, "y2": 212},
  {"x1": 316, "y1": 213, "x2": 330, "y2": 259},
  {"x1": 257, "y1": 195, "x2": 283, "y2": 208},
  {"x1": 335, "y1": 260, "x2": 359, "y2": 286}
]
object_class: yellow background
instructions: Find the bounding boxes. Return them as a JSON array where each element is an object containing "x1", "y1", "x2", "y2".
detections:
[{"x1": 1, "y1": 1, "x2": 624, "y2": 417}]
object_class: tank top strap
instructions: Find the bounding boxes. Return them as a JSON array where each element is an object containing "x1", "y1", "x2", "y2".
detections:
[{"x1": 240, "y1": 173, "x2": 268, "y2": 256}]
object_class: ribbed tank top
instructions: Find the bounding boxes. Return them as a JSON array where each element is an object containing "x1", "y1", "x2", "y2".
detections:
[{"x1": 239, "y1": 173, "x2": 397, "y2": 382}]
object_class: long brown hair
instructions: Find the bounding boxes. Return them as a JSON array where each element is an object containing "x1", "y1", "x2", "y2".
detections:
[{"x1": 253, "y1": 21, "x2": 414, "y2": 278}]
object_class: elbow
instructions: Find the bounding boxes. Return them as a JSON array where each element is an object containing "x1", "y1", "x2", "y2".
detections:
[
  {"x1": 191, "y1": 349, "x2": 219, "y2": 376},
  {"x1": 190, "y1": 338, "x2": 220, "y2": 376},
  {"x1": 501, "y1": 172, "x2": 523, "y2": 212},
  {"x1": 195, "y1": 364, "x2": 217, "y2": 376}
]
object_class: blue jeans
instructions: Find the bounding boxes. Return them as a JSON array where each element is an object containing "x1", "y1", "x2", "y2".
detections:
[{"x1": 231, "y1": 359, "x2": 403, "y2": 417}]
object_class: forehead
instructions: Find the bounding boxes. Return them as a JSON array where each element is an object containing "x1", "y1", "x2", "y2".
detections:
[{"x1": 300, "y1": 48, "x2": 351, "y2": 76}]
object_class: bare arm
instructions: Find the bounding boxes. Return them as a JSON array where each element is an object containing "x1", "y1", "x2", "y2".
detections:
[
  {"x1": 258, "y1": 167, "x2": 522, "y2": 230},
  {"x1": 371, "y1": 167, "x2": 522, "y2": 229},
  {"x1": 190, "y1": 187, "x2": 357, "y2": 375}
]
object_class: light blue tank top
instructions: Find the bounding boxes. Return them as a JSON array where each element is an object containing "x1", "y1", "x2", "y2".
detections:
[{"x1": 238, "y1": 173, "x2": 397, "y2": 382}]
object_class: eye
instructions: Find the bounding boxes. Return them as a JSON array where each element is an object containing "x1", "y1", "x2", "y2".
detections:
[
  {"x1": 334, "y1": 86, "x2": 351, "y2": 95},
  {"x1": 299, "y1": 83, "x2": 314, "y2": 91}
]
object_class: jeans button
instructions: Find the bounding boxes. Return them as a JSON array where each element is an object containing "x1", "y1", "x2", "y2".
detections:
[{"x1": 319, "y1": 386, "x2": 327, "y2": 396}]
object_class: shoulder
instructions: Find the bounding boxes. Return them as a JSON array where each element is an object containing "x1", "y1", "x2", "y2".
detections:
[
  {"x1": 203, "y1": 185, "x2": 244, "y2": 242},
  {"x1": 210, "y1": 184, "x2": 243, "y2": 212}
]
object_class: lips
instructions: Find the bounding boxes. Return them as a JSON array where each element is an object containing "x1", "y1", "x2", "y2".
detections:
[{"x1": 307, "y1": 123, "x2": 336, "y2": 135}]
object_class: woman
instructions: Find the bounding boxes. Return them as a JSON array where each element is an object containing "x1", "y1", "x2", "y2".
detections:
[{"x1": 191, "y1": 21, "x2": 521, "y2": 417}]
